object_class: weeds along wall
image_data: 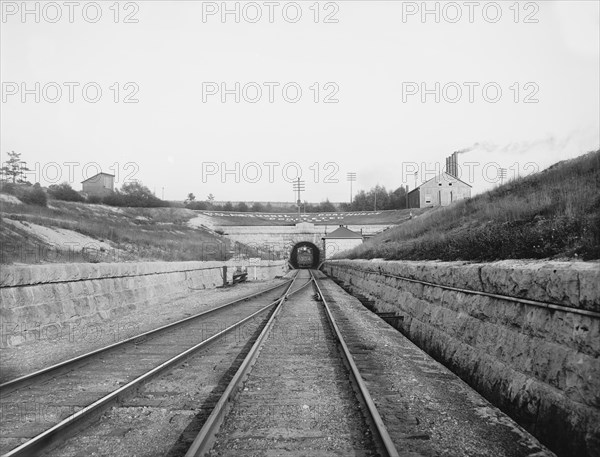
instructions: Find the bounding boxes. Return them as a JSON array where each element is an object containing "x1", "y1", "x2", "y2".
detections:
[
  {"x1": 0, "y1": 260, "x2": 287, "y2": 347},
  {"x1": 323, "y1": 259, "x2": 599, "y2": 457}
]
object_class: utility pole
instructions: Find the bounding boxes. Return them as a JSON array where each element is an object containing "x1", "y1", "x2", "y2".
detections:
[
  {"x1": 292, "y1": 178, "x2": 305, "y2": 220},
  {"x1": 347, "y1": 172, "x2": 356, "y2": 205},
  {"x1": 499, "y1": 168, "x2": 507, "y2": 185}
]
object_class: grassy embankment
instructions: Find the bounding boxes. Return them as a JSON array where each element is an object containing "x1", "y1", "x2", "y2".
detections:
[
  {"x1": 343, "y1": 150, "x2": 600, "y2": 261},
  {"x1": 0, "y1": 199, "x2": 268, "y2": 264}
]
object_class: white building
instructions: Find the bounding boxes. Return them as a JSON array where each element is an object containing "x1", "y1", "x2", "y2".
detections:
[
  {"x1": 322, "y1": 226, "x2": 363, "y2": 258},
  {"x1": 407, "y1": 172, "x2": 471, "y2": 208}
]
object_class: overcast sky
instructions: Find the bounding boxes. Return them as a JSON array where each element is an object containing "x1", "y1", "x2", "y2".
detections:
[{"x1": 1, "y1": 0, "x2": 599, "y2": 203}]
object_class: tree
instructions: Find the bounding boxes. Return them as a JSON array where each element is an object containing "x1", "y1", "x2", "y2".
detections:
[
  {"x1": 236, "y1": 202, "x2": 249, "y2": 212},
  {"x1": 184, "y1": 193, "x2": 196, "y2": 205},
  {"x1": 318, "y1": 199, "x2": 336, "y2": 212},
  {"x1": 345, "y1": 184, "x2": 408, "y2": 211},
  {"x1": 207, "y1": 193, "x2": 215, "y2": 202},
  {"x1": 223, "y1": 201, "x2": 233, "y2": 211},
  {"x1": 251, "y1": 202, "x2": 265, "y2": 212},
  {"x1": 352, "y1": 190, "x2": 369, "y2": 210},
  {"x1": 369, "y1": 185, "x2": 390, "y2": 211},
  {"x1": 1, "y1": 151, "x2": 29, "y2": 183},
  {"x1": 388, "y1": 186, "x2": 408, "y2": 209}
]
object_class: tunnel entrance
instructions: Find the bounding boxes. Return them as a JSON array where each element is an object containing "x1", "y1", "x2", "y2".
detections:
[{"x1": 290, "y1": 242, "x2": 320, "y2": 269}]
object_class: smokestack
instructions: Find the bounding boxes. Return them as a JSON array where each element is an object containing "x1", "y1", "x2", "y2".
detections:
[
  {"x1": 445, "y1": 152, "x2": 459, "y2": 178},
  {"x1": 452, "y1": 151, "x2": 458, "y2": 177}
]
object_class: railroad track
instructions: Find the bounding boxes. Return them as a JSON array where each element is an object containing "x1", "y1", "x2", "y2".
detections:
[
  {"x1": 185, "y1": 269, "x2": 400, "y2": 457},
  {"x1": 0, "y1": 272, "x2": 313, "y2": 457}
]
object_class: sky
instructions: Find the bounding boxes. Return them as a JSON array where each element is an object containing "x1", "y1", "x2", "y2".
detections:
[{"x1": 1, "y1": 0, "x2": 599, "y2": 204}]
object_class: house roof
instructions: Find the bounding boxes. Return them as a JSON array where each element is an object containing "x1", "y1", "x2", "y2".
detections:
[
  {"x1": 323, "y1": 226, "x2": 362, "y2": 239},
  {"x1": 408, "y1": 172, "x2": 472, "y2": 194},
  {"x1": 81, "y1": 172, "x2": 115, "y2": 183}
]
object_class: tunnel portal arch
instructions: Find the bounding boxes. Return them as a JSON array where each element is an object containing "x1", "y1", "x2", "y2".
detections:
[{"x1": 289, "y1": 241, "x2": 321, "y2": 269}]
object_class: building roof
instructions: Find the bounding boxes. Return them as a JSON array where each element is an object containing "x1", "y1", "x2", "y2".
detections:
[
  {"x1": 323, "y1": 226, "x2": 362, "y2": 239},
  {"x1": 81, "y1": 172, "x2": 115, "y2": 183},
  {"x1": 407, "y1": 172, "x2": 472, "y2": 195}
]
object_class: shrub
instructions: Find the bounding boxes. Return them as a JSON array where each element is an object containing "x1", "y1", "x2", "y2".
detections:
[
  {"x1": 0, "y1": 182, "x2": 17, "y2": 195},
  {"x1": 102, "y1": 182, "x2": 170, "y2": 208},
  {"x1": 87, "y1": 195, "x2": 102, "y2": 204},
  {"x1": 20, "y1": 184, "x2": 47, "y2": 206},
  {"x1": 48, "y1": 182, "x2": 85, "y2": 202},
  {"x1": 186, "y1": 201, "x2": 209, "y2": 210}
]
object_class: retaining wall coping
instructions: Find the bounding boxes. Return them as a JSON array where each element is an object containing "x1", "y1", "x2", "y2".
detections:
[
  {"x1": 1, "y1": 260, "x2": 285, "y2": 288},
  {"x1": 325, "y1": 259, "x2": 600, "y2": 311}
]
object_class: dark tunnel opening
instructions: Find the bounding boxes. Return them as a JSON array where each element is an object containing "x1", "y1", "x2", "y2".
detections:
[{"x1": 289, "y1": 242, "x2": 320, "y2": 269}]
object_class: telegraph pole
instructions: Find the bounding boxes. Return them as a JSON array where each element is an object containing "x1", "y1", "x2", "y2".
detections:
[
  {"x1": 499, "y1": 168, "x2": 507, "y2": 185},
  {"x1": 347, "y1": 172, "x2": 356, "y2": 204},
  {"x1": 292, "y1": 178, "x2": 305, "y2": 219}
]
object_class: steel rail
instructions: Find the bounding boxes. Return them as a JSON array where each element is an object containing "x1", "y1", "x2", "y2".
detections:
[
  {"x1": 184, "y1": 273, "x2": 312, "y2": 457},
  {"x1": 310, "y1": 270, "x2": 401, "y2": 457},
  {"x1": 1, "y1": 273, "x2": 306, "y2": 457},
  {"x1": 0, "y1": 279, "x2": 293, "y2": 392},
  {"x1": 334, "y1": 264, "x2": 600, "y2": 319}
]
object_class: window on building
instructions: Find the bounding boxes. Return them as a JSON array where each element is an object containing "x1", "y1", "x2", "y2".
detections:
[
  {"x1": 449, "y1": 183, "x2": 453, "y2": 186},
  {"x1": 438, "y1": 183, "x2": 442, "y2": 186},
  {"x1": 425, "y1": 196, "x2": 432, "y2": 204}
]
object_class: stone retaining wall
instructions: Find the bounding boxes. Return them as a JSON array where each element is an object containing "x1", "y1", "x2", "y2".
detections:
[
  {"x1": 0, "y1": 260, "x2": 286, "y2": 347},
  {"x1": 323, "y1": 259, "x2": 600, "y2": 457}
]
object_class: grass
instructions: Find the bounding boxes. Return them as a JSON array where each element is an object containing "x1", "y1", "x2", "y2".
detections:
[
  {"x1": 341, "y1": 150, "x2": 600, "y2": 261},
  {"x1": 0, "y1": 200, "x2": 273, "y2": 264}
]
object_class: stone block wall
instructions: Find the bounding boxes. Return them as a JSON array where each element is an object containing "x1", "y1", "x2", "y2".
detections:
[
  {"x1": 0, "y1": 260, "x2": 286, "y2": 347},
  {"x1": 323, "y1": 259, "x2": 599, "y2": 457}
]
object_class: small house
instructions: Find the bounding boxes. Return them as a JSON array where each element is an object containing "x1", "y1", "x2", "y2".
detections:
[
  {"x1": 322, "y1": 225, "x2": 363, "y2": 259},
  {"x1": 81, "y1": 172, "x2": 115, "y2": 197}
]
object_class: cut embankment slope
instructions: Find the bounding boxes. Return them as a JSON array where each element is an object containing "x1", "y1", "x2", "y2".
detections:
[
  {"x1": 343, "y1": 150, "x2": 600, "y2": 261},
  {"x1": 0, "y1": 200, "x2": 268, "y2": 264}
]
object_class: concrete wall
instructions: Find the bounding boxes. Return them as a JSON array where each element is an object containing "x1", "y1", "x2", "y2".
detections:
[
  {"x1": 323, "y1": 259, "x2": 600, "y2": 457},
  {"x1": 0, "y1": 260, "x2": 286, "y2": 347},
  {"x1": 323, "y1": 238, "x2": 363, "y2": 258},
  {"x1": 219, "y1": 224, "x2": 389, "y2": 259}
]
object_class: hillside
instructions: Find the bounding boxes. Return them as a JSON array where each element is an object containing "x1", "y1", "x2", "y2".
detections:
[
  {"x1": 342, "y1": 150, "x2": 600, "y2": 261},
  {"x1": 0, "y1": 198, "x2": 268, "y2": 264}
]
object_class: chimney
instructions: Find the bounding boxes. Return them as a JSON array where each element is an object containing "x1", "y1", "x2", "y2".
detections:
[
  {"x1": 453, "y1": 151, "x2": 458, "y2": 177},
  {"x1": 446, "y1": 151, "x2": 459, "y2": 178}
]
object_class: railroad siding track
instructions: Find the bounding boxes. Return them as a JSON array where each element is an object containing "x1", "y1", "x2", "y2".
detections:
[
  {"x1": 43, "y1": 308, "x2": 269, "y2": 456},
  {"x1": 0, "y1": 275, "x2": 309, "y2": 457},
  {"x1": 201, "y1": 270, "x2": 382, "y2": 457}
]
